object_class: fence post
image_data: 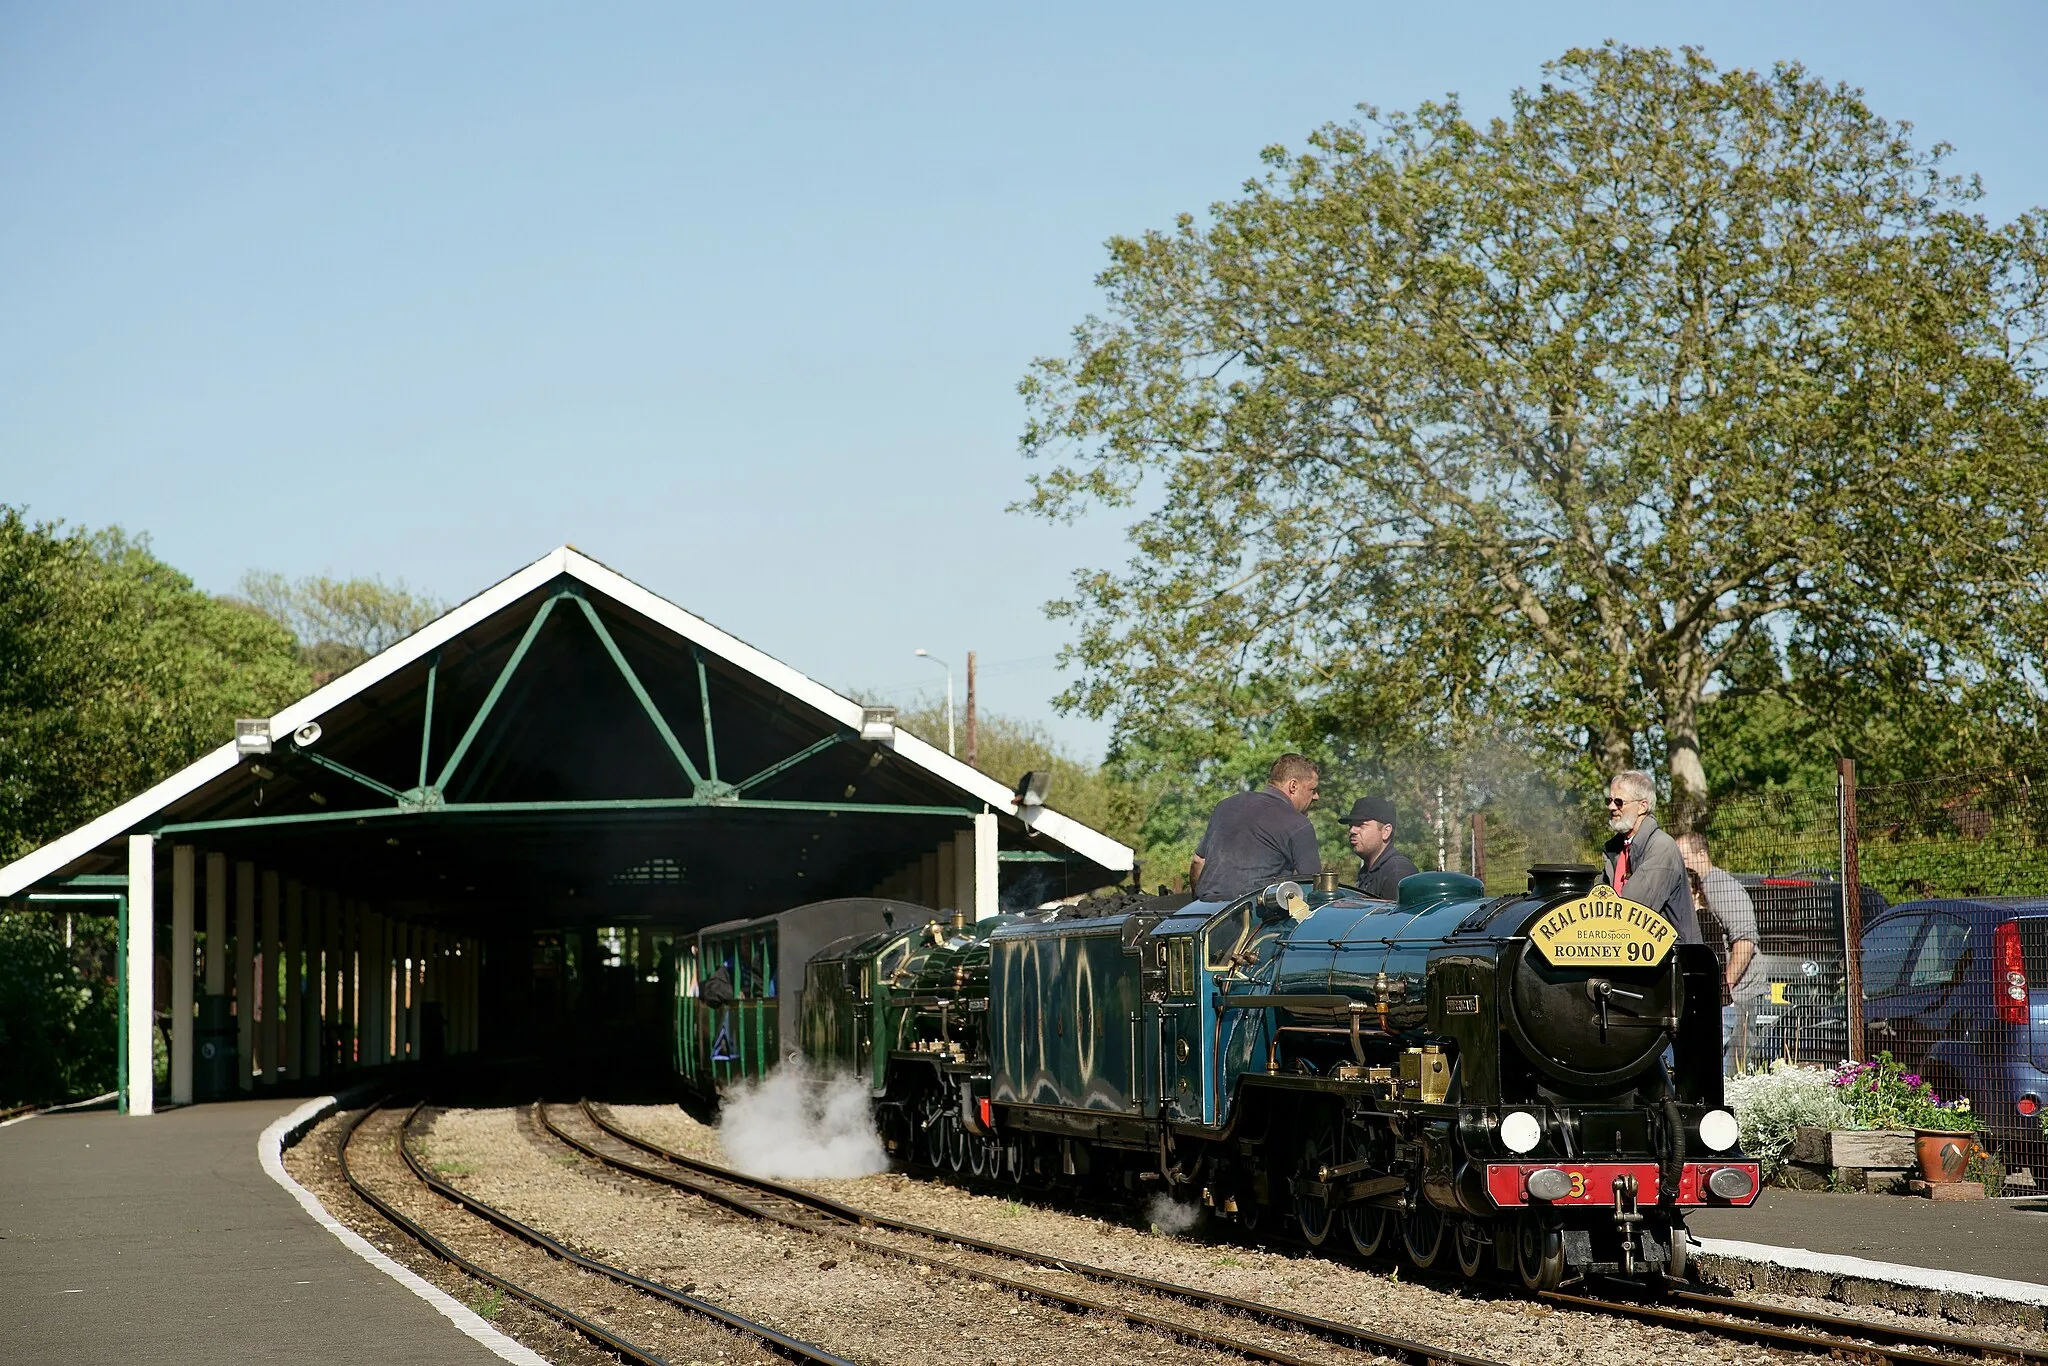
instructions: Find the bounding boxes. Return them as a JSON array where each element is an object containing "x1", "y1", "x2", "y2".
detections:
[
  {"x1": 1838, "y1": 757, "x2": 1866, "y2": 1063},
  {"x1": 1470, "y1": 811, "x2": 1486, "y2": 886}
]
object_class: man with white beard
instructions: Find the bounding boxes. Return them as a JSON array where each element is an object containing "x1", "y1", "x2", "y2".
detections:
[{"x1": 1598, "y1": 770, "x2": 1703, "y2": 946}]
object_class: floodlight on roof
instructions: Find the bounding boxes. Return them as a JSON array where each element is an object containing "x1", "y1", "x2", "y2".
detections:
[
  {"x1": 1014, "y1": 770, "x2": 1050, "y2": 808},
  {"x1": 860, "y1": 706, "x2": 897, "y2": 743},
  {"x1": 235, "y1": 719, "x2": 272, "y2": 756}
]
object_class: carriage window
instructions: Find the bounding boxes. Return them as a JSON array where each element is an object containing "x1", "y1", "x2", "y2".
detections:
[
  {"x1": 1204, "y1": 906, "x2": 1255, "y2": 971},
  {"x1": 1166, "y1": 938, "x2": 1195, "y2": 998}
]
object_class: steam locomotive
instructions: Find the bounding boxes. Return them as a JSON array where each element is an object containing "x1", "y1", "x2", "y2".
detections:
[{"x1": 677, "y1": 864, "x2": 1759, "y2": 1290}]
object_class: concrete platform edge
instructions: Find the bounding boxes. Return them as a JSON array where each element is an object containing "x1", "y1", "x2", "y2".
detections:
[
  {"x1": 260, "y1": 1093, "x2": 550, "y2": 1365},
  {"x1": 1690, "y1": 1233, "x2": 2048, "y2": 1325}
]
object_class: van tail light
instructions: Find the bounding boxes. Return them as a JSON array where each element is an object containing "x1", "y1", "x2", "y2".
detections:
[{"x1": 1996, "y1": 920, "x2": 2029, "y2": 1025}]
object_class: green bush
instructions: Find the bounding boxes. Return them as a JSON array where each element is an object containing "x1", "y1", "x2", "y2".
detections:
[{"x1": 0, "y1": 911, "x2": 118, "y2": 1106}]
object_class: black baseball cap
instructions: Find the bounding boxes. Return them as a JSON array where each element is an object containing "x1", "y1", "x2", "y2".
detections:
[{"x1": 1343, "y1": 796, "x2": 1396, "y2": 826}]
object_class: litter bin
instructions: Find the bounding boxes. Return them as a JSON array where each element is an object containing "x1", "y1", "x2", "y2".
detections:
[{"x1": 194, "y1": 995, "x2": 239, "y2": 1101}]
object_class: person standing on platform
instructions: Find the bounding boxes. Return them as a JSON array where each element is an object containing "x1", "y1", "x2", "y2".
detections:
[
  {"x1": 1188, "y1": 755, "x2": 1323, "y2": 902},
  {"x1": 1343, "y1": 796, "x2": 1419, "y2": 899},
  {"x1": 1677, "y1": 832, "x2": 1765, "y2": 1073},
  {"x1": 1599, "y1": 770, "x2": 1703, "y2": 945}
]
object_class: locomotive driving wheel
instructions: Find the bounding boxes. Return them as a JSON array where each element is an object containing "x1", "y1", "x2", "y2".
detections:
[
  {"x1": 1341, "y1": 1121, "x2": 1388, "y2": 1257},
  {"x1": 1453, "y1": 1219, "x2": 1487, "y2": 1278},
  {"x1": 1400, "y1": 1199, "x2": 1445, "y2": 1269},
  {"x1": 1294, "y1": 1112, "x2": 1339, "y2": 1247},
  {"x1": 915, "y1": 1090, "x2": 946, "y2": 1170},
  {"x1": 944, "y1": 1115, "x2": 969, "y2": 1172},
  {"x1": 1515, "y1": 1213, "x2": 1565, "y2": 1292},
  {"x1": 968, "y1": 1134, "x2": 989, "y2": 1177}
]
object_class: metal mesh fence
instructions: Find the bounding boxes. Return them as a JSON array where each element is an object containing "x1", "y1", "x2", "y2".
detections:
[{"x1": 1703, "y1": 768, "x2": 2048, "y2": 1178}]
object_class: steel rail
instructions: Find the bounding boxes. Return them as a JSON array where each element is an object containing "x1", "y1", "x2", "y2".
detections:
[
  {"x1": 577, "y1": 1102, "x2": 2048, "y2": 1366},
  {"x1": 1542, "y1": 1288, "x2": 2048, "y2": 1366},
  {"x1": 339, "y1": 1102, "x2": 853, "y2": 1366},
  {"x1": 335, "y1": 1102, "x2": 670, "y2": 1366},
  {"x1": 552, "y1": 1100, "x2": 1503, "y2": 1366}
]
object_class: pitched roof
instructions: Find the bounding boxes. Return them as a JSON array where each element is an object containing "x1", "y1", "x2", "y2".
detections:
[{"x1": 0, "y1": 546, "x2": 1132, "y2": 896}]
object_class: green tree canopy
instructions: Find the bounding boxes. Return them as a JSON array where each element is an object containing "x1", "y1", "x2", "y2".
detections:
[
  {"x1": 1020, "y1": 44, "x2": 2048, "y2": 829},
  {"x1": 237, "y1": 571, "x2": 446, "y2": 684},
  {"x1": 0, "y1": 509, "x2": 309, "y2": 861}
]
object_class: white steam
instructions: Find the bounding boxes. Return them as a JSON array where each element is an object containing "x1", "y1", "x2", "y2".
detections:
[
  {"x1": 1145, "y1": 1193, "x2": 1203, "y2": 1236},
  {"x1": 717, "y1": 1063, "x2": 889, "y2": 1180}
]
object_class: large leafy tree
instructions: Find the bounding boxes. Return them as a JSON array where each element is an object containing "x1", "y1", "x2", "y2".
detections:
[
  {"x1": 0, "y1": 510, "x2": 309, "y2": 861},
  {"x1": 1020, "y1": 44, "x2": 2048, "y2": 829},
  {"x1": 237, "y1": 570, "x2": 445, "y2": 684}
]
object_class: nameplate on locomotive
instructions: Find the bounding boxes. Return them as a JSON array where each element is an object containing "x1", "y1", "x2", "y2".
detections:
[{"x1": 1528, "y1": 889, "x2": 1674, "y2": 967}]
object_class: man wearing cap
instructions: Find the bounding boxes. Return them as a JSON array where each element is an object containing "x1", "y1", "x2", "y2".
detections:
[
  {"x1": 1345, "y1": 796, "x2": 1419, "y2": 899},
  {"x1": 1188, "y1": 754, "x2": 1323, "y2": 902}
]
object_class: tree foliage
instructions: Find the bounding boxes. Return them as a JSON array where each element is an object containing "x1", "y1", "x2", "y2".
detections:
[
  {"x1": 0, "y1": 509, "x2": 309, "y2": 861},
  {"x1": 0, "y1": 911, "x2": 118, "y2": 1106},
  {"x1": 1020, "y1": 44, "x2": 2048, "y2": 830},
  {"x1": 236, "y1": 571, "x2": 446, "y2": 684}
]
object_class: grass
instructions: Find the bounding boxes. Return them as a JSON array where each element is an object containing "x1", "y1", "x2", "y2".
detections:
[
  {"x1": 469, "y1": 1287, "x2": 506, "y2": 1321},
  {"x1": 1212, "y1": 1255, "x2": 1243, "y2": 1269},
  {"x1": 432, "y1": 1159, "x2": 477, "y2": 1177},
  {"x1": 997, "y1": 1201, "x2": 1025, "y2": 1219}
]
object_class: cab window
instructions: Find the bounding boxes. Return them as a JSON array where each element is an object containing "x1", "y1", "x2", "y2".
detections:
[
  {"x1": 1204, "y1": 906, "x2": 1255, "y2": 972},
  {"x1": 1166, "y1": 938, "x2": 1195, "y2": 998}
]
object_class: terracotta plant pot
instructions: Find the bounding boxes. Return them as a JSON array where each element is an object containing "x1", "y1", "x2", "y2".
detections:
[{"x1": 1914, "y1": 1129, "x2": 1973, "y2": 1184}]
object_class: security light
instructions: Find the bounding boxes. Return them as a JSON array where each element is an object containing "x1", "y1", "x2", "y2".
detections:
[
  {"x1": 860, "y1": 706, "x2": 897, "y2": 742},
  {"x1": 235, "y1": 719, "x2": 273, "y2": 755},
  {"x1": 1014, "y1": 770, "x2": 1051, "y2": 808}
]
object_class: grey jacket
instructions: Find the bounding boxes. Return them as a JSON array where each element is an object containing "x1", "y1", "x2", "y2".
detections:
[{"x1": 1600, "y1": 815, "x2": 1704, "y2": 945}]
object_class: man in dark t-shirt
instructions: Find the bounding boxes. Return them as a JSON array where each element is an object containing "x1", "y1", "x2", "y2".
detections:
[
  {"x1": 1188, "y1": 754, "x2": 1322, "y2": 902},
  {"x1": 1344, "y1": 795, "x2": 1419, "y2": 899}
]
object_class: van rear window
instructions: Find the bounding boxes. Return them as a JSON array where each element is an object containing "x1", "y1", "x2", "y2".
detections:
[{"x1": 2020, "y1": 917, "x2": 2048, "y2": 984}]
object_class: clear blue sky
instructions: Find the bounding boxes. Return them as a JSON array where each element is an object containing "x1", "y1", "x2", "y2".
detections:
[{"x1": 4, "y1": 3, "x2": 2042, "y2": 762}]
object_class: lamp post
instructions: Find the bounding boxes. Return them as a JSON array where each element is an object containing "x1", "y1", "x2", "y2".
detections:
[{"x1": 913, "y1": 649, "x2": 955, "y2": 755}]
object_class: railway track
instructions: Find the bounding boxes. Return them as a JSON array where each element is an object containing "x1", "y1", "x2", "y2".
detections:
[
  {"x1": 335, "y1": 1101, "x2": 854, "y2": 1366},
  {"x1": 574, "y1": 1102, "x2": 2048, "y2": 1366},
  {"x1": 541, "y1": 1099, "x2": 1499, "y2": 1366}
]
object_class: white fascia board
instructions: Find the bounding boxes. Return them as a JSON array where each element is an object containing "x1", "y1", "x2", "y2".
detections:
[
  {"x1": 562, "y1": 550, "x2": 1135, "y2": 873},
  {"x1": 0, "y1": 550, "x2": 573, "y2": 898}
]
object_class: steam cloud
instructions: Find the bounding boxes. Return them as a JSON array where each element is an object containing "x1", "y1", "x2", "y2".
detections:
[
  {"x1": 1145, "y1": 1193, "x2": 1203, "y2": 1236},
  {"x1": 717, "y1": 1063, "x2": 889, "y2": 1180}
]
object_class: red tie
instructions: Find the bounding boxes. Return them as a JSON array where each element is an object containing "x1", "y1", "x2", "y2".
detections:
[{"x1": 1614, "y1": 846, "x2": 1630, "y2": 892}]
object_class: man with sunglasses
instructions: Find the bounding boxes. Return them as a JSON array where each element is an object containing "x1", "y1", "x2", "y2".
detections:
[{"x1": 1599, "y1": 770, "x2": 1703, "y2": 946}]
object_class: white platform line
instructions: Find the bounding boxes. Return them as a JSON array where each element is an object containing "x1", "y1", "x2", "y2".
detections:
[
  {"x1": 1691, "y1": 1233, "x2": 2048, "y2": 1307},
  {"x1": 259, "y1": 1096, "x2": 550, "y2": 1365},
  {"x1": 0, "y1": 1090, "x2": 119, "y2": 1129}
]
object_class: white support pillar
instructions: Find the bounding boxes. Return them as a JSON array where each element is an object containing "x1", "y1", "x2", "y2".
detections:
[
  {"x1": 972, "y1": 811, "x2": 999, "y2": 921},
  {"x1": 284, "y1": 881, "x2": 304, "y2": 1079},
  {"x1": 235, "y1": 863, "x2": 255, "y2": 1091},
  {"x1": 126, "y1": 834, "x2": 156, "y2": 1116},
  {"x1": 936, "y1": 840, "x2": 957, "y2": 912},
  {"x1": 170, "y1": 845, "x2": 195, "y2": 1107},
  {"x1": 204, "y1": 852, "x2": 227, "y2": 997},
  {"x1": 261, "y1": 871, "x2": 281, "y2": 1084}
]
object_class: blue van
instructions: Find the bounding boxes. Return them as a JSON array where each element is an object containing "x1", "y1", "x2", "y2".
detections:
[{"x1": 1859, "y1": 898, "x2": 2048, "y2": 1171}]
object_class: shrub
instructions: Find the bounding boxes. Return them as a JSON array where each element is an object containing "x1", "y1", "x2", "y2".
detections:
[
  {"x1": 1726, "y1": 1061, "x2": 1851, "y2": 1182},
  {"x1": 1831, "y1": 1052, "x2": 1980, "y2": 1132}
]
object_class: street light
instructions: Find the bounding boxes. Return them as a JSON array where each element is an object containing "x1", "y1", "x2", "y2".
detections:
[{"x1": 913, "y1": 648, "x2": 955, "y2": 755}]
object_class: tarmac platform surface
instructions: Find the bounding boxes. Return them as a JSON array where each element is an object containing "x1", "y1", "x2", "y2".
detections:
[
  {"x1": 0, "y1": 1096, "x2": 506, "y2": 1365},
  {"x1": 1689, "y1": 1187, "x2": 2048, "y2": 1285}
]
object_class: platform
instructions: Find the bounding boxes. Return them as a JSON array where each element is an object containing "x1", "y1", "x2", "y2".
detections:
[
  {"x1": 0, "y1": 1096, "x2": 512, "y2": 1364},
  {"x1": 1689, "y1": 1188, "x2": 2048, "y2": 1317}
]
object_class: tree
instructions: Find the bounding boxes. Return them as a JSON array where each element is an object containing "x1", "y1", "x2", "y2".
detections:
[
  {"x1": 1019, "y1": 44, "x2": 2048, "y2": 830},
  {"x1": 0, "y1": 509, "x2": 309, "y2": 861},
  {"x1": 237, "y1": 571, "x2": 446, "y2": 684}
]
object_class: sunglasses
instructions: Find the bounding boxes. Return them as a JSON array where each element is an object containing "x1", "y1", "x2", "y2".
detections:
[{"x1": 1605, "y1": 796, "x2": 1638, "y2": 808}]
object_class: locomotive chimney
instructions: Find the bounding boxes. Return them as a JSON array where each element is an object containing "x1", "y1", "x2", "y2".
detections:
[{"x1": 1527, "y1": 863, "x2": 1599, "y2": 900}]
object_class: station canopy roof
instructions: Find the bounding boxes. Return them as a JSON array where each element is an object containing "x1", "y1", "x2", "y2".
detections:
[{"x1": 0, "y1": 547, "x2": 1133, "y2": 921}]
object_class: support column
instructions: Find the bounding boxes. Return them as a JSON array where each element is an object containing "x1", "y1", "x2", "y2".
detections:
[
  {"x1": 936, "y1": 840, "x2": 957, "y2": 912},
  {"x1": 284, "y1": 881, "x2": 304, "y2": 1079},
  {"x1": 236, "y1": 863, "x2": 255, "y2": 1090},
  {"x1": 261, "y1": 872, "x2": 281, "y2": 1084},
  {"x1": 204, "y1": 853, "x2": 228, "y2": 996},
  {"x1": 919, "y1": 852, "x2": 939, "y2": 907},
  {"x1": 170, "y1": 845, "x2": 195, "y2": 1106},
  {"x1": 952, "y1": 830, "x2": 975, "y2": 916},
  {"x1": 972, "y1": 811, "x2": 999, "y2": 920},
  {"x1": 125, "y1": 834, "x2": 156, "y2": 1116},
  {"x1": 342, "y1": 901, "x2": 358, "y2": 1067},
  {"x1": 406, "y1": 924, "x2": 423, "y2": 1061},
  {"x1": 362, "y1": 910, "x2": 381, "y2": 1066},
  {"x1": 304, "y1": 891, "x2": 325, "y2": 1079}
]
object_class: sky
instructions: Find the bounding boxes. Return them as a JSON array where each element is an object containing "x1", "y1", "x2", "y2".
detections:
[{"x1": 4, "y1": 2, "x2": 2044, "y2": 763}]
